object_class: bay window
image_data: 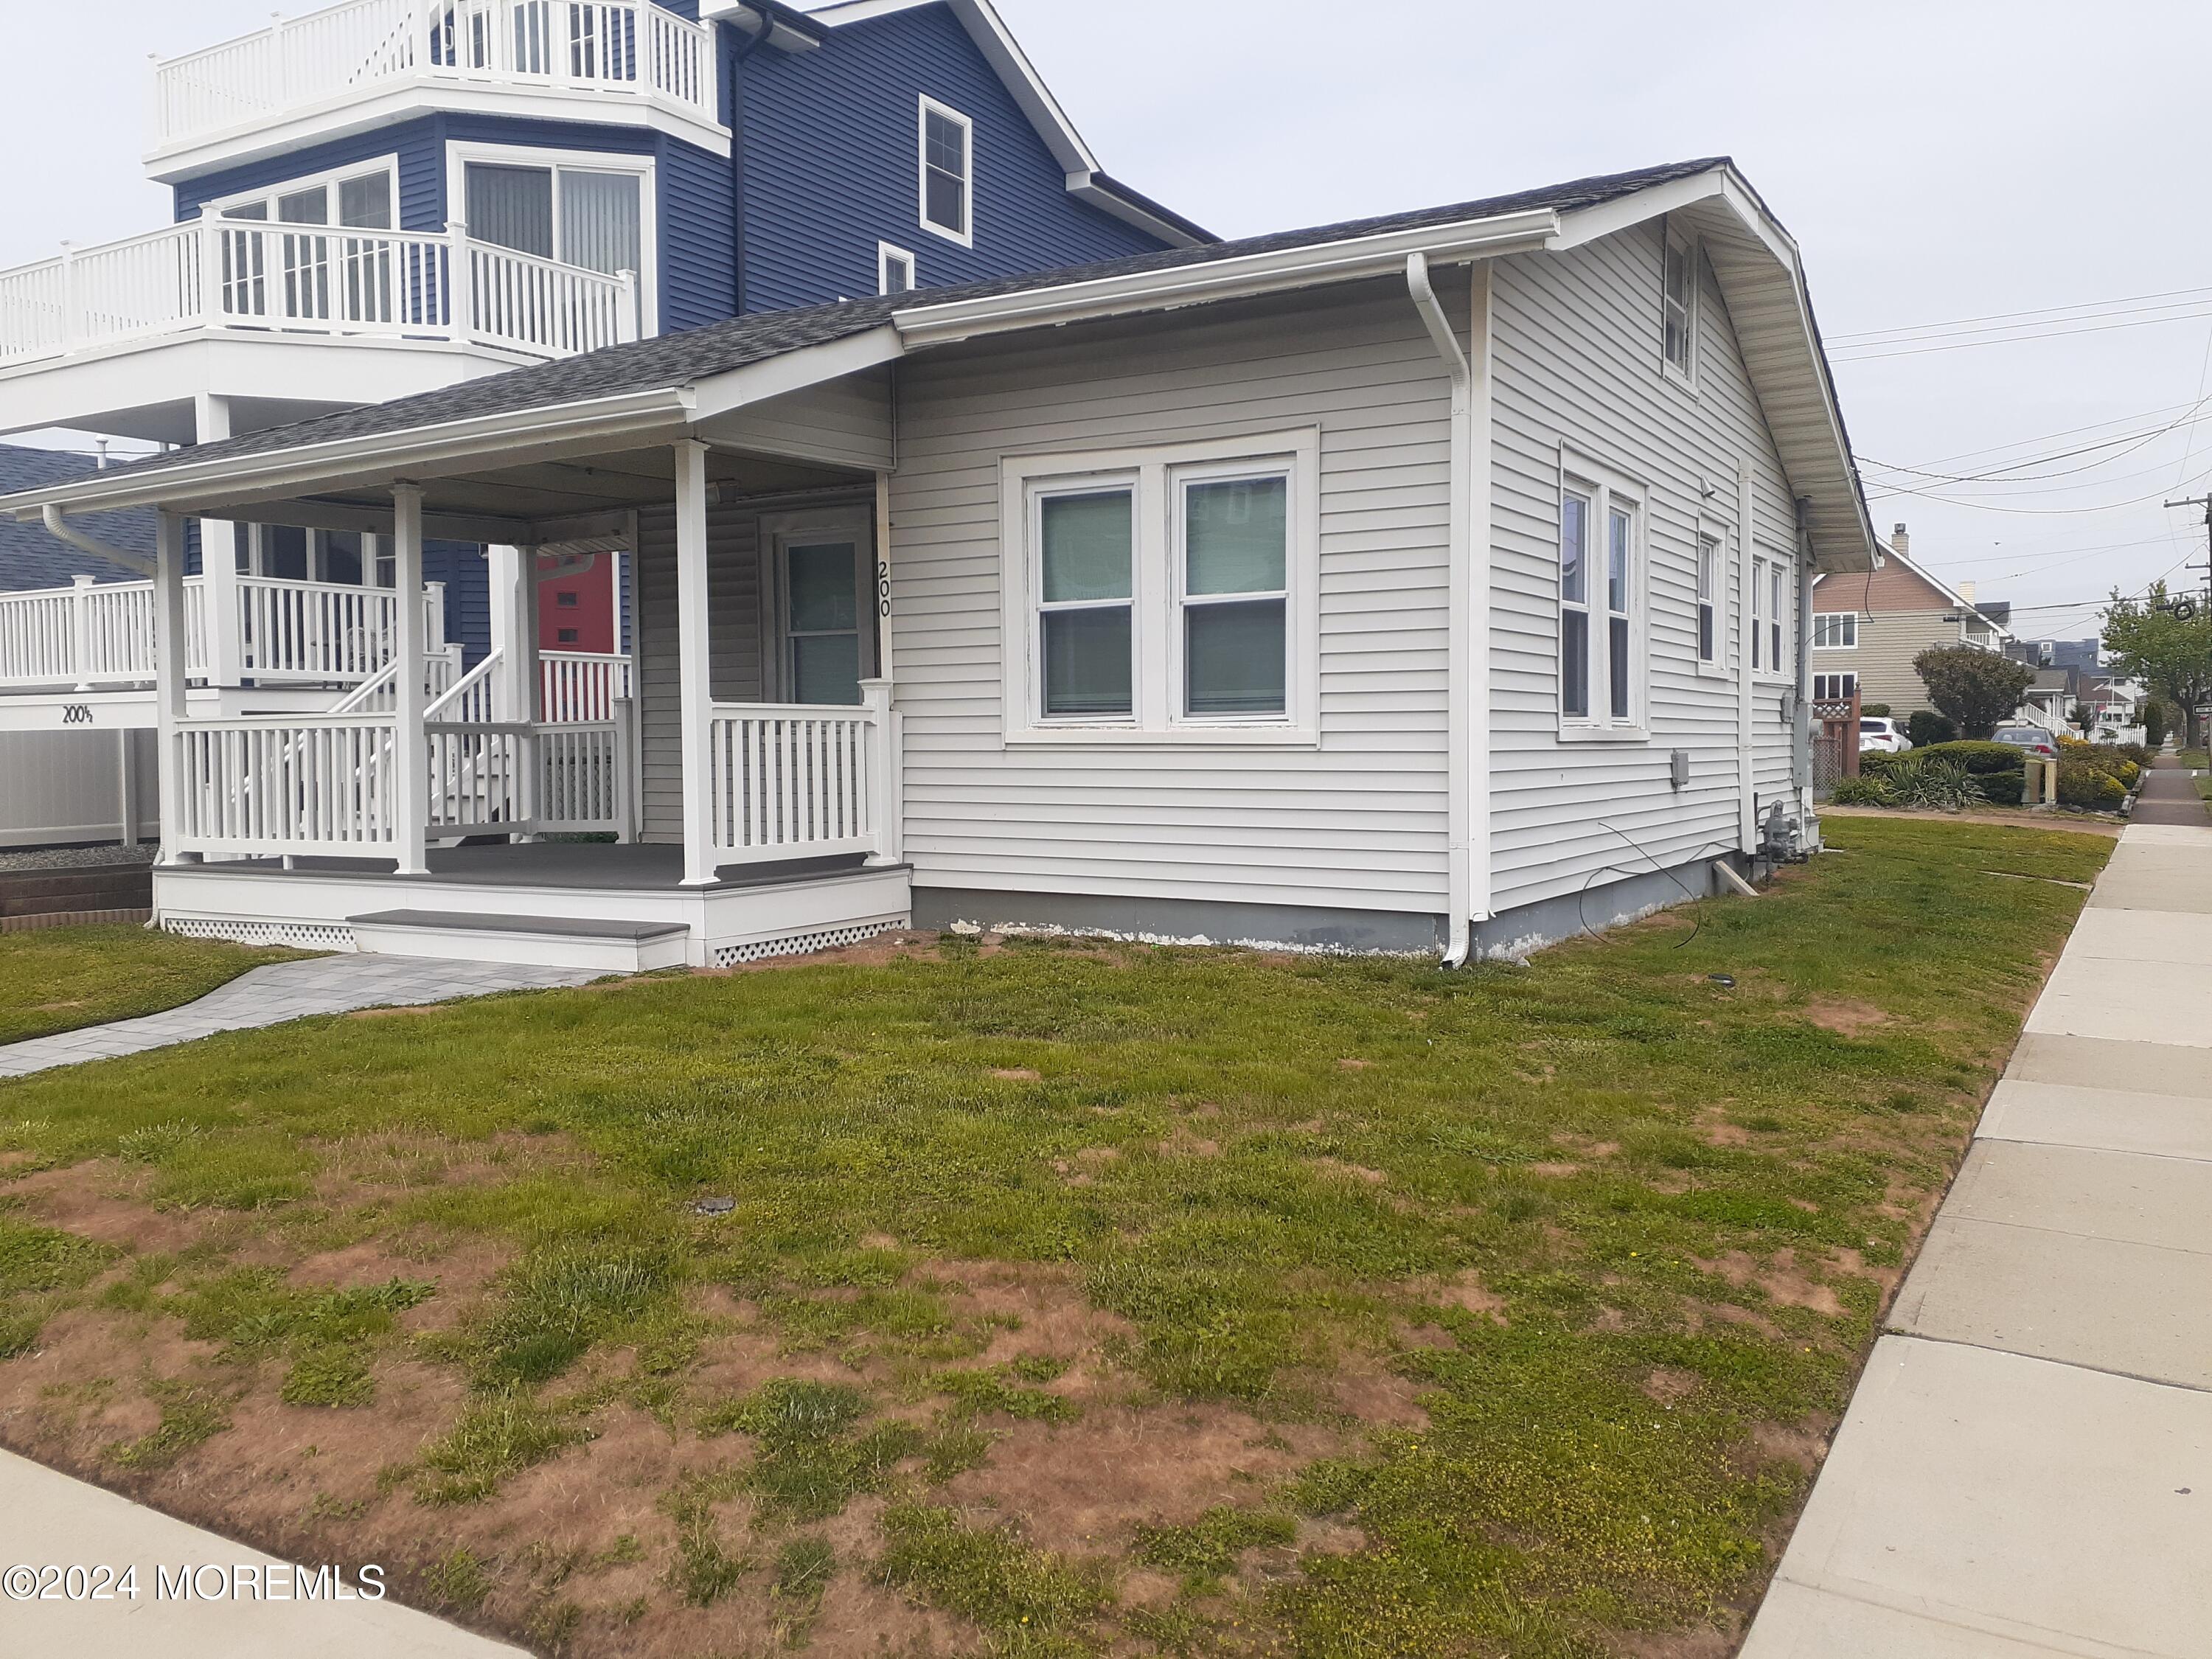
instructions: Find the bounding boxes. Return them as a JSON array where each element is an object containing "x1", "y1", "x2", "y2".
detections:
[
  {"x1": 1558, "y1": 455, "x2": 1645, "y2": 735},
  {"x1": 1003, "y1": 432, "x2": 1318, "y2": 741}
]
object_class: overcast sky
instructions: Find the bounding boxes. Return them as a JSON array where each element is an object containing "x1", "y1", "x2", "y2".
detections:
[{"x1": 10, "y1": 0, "x2": 2211, "y2": 641}]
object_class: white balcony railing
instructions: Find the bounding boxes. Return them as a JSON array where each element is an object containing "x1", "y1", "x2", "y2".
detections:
[
  {"x1": 0, "y1": 218, "x2": 636, "y2": 369},
  {"x1": 0, "y1": 574, "x2": 444, "y2": 690},
  {"x1": 175, "y1": 712, "x2": 403, "y2": 853},
  {"x1": 152, "y1": 0, "x2": 718, "y2": 152}
]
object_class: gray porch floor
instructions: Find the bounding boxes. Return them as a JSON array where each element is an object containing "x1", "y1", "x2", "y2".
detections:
[{"x1": 170, "y1": 843, "x2": 875, "y2": 893}]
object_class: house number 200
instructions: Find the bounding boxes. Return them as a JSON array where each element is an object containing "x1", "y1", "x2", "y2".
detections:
[
  {"x1": 877, "y1": 561, "x2": 892, "y2": 619},
  {"x1": 61, "y1": 704, "x2": 93, "y2": 726}
]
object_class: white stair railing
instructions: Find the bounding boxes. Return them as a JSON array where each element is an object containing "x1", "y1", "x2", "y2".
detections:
[
  {"x1": 152, "y1": 0, "x2": 718, "y2": 150},
  {"x1": 173, "y1": 714, "x2": 400, "y2": 854}
]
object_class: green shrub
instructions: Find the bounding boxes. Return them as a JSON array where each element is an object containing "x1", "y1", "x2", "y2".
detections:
[
  {"x1": 1861, "y1": 703, "x2": 1892, "y2": 718},
  {"x1": 2055, "y1": 760, "x2": 2127, "y2": 810},
  {"x1": 1829, "y1": 776, "x2": 1892, "y2": 806},
  {"x1": 2118, "y1": 742, "x2": 2155, "y2": 769},
  {"x1": 1910, "y1": 741, "x2": 2031, "y2": 775},
  {"x1": 1906, "y1": 710, "x2": 1958, "y2": 748},
  {"x1": 1976, "y1": 770, "x2": 2026, "y2": 807}
]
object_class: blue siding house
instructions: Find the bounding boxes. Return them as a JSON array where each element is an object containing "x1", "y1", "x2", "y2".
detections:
[{"x1": 115, "y1": 0, "x2": 1207, "y2": 663}]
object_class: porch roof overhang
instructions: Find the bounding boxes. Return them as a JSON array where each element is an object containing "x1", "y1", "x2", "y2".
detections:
[{"x1": 0, "y1": 159, "x2": 1874, "y2": 574}]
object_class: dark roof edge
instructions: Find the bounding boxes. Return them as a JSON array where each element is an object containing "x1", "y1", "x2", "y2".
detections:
[{"x1": 1082, "y1": 172, "x2": 1219, "y2": 246}]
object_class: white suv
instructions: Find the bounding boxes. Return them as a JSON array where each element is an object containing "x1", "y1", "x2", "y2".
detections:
[{"x1": 1860, "y1": 717, "x2": 1913, "y2": 757}]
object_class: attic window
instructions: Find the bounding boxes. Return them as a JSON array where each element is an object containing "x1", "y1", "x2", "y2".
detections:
[
  {"x1": 1663, "y1": 226, "x2": 1695, "y2": 379},
  {"x1": 879, "y1": 242, "x2": 917, "y2": 296},
  {"x1": 920, "y1": 97, "x2": 973, "y2": 245}
]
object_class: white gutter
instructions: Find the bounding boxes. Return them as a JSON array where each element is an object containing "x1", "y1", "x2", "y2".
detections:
[
  {"x1": 41, "y1": 505, "x2": 152, "y2": 577},
  {"x1": 1, "y1": 386, "x2": 697, "y2": 521},
  {"x1": 896, "y1": 209, "x2": 1561, "y2": 348},
  {"x1": 1407, "y1": 252, "x2": 1478, "y2": 969}
]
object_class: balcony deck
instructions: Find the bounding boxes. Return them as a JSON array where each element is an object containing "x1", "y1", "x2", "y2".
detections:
[{"x1": 150, "y1": 0, "x2": 723, "y2": 176}]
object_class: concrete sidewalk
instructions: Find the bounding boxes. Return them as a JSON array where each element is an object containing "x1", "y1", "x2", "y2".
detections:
[
  {"x1": 1741, "y1": 809, "x2": 2212, "y2": 1658},
  {"x1": 0, "y1": 1448, "x2": 524, "y2": 1656},
  {"x1": 0, "y1": 955, "x2": 608, "y2": 1079}
]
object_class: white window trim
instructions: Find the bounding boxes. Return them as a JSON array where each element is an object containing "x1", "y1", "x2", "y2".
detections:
[
  {"x1": 1694, "y1": 516, "x2": 1731, "y2": 681},
  {"x1": 877, "y1": 240, "x2": 918, "y2": 296},
  {"x1": 209, "y1": 156, "x2": 403, "y2": 226},
  {"x1": 918, "y1": 95, "x2": 975, "y2": 248},
  {"x1": 998, "y1": 428, "x2": 1322, "y2": 746},
  {"x1": 1753, "y1": 543, "x2": 1794, "y2": 684},
  {"x1": 1813, "y1": 672, "x2": 1859, "y2": 702},
  {"x1": 443, "y1": 141, "x2": 658, "y2": 336},
  {"x1": 1661, "y1": 221, "x2": 1699, "y2": 388},
  {"x1": 1557, "y1": 447, "x2": 1649, "y2": 742},
  {"x1": 1812, "y1": 611, "x2": 1859, "y2": 650}
]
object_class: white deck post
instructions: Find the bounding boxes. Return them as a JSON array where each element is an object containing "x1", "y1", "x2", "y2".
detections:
[
  {"x1": 860, "y1": 678, "x2": 900, "y2": 866},
  {"x1": 516, "y1": 548, "x2": 544, "y2": 841},
  {"x1": 69, "y1": 574, "x2": 95, "y2": 692},
  {"x1": 674, "y1": 439, "x2": 717, "y2": 886},
  {"x1": 391, "y1": 483, "x2": 431, "y2": 876},
  {"x1": 194, "y1": 392, "x2": 246, "y2": 686},
  {"x1": 152, "y1": 511, "x2": 189, "y2": 864}
]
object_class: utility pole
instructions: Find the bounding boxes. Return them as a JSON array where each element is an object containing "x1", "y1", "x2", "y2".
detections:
[
  {"x1": 2162, "y1": 495, "x2": 2212, "y2": 748},
  {"x1": 2163, "y1": 494, "x2": 2212, "y2": 613}
]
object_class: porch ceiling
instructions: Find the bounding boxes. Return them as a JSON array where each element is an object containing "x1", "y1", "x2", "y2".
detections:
[{"x1": 192, "y1": 443, "x2": 868, "y2": 549}]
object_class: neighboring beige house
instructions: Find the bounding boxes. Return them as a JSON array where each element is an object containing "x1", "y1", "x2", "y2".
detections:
[{"x1": 1808, "y1": 525, "x2": 2010, "y2": 714}]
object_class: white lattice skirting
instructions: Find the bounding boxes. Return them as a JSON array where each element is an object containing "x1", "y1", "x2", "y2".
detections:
[
  {"x1": 167, "y1": 917, "x2": 359, "y2": 952},
  {"x1": 712, "y1": 922, "x2": 900, "y2": 970}
]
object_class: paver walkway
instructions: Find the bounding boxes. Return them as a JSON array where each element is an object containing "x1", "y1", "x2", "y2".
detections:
[
  {"x1": 1741, "y1": 800, "x2": 2212, "y2": 1656},
  {"x1": 0, "y1": 1447, "x2": 524, "y2": 1656},
  {"x1": 0, "y1": 955, "x2": 607, "y2": 1078}
]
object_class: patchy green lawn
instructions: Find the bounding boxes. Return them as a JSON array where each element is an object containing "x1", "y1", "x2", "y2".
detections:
[
  {"x1": 0, "y1": 818, "x2": 2109, "y2": 1658},
  {"x1": 0, "y1": 925, "x2": 302, "y2": 1045}
]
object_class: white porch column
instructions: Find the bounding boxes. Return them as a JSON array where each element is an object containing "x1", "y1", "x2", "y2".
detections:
[
  {"x1": 675, "y1": 439, "x2": 717, "y2": 886},
  {"x1": 486, "y1": 544, "x2": 529, "y2": 722},
  {"x1": 152, "y1": 510, "x2": 189, "y2": 863},
  {"x1": 392, "y1": 484, "x2": 431, "y2": 877},
  {"x1": 194, "y1": 392, "x2": 246, "y2": 686},
  {"x1": 860, "y1": 678, "x2": 900, "y2": 866}
]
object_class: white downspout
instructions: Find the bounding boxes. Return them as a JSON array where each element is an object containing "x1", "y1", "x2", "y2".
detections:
[
  {"x1": 1735, "y1": 462, "x2": 1756, "y2": 853},
  {"x1": 1408, "y1": 252, "x2": 1481, "y2": 967},
  {"x1": 1794, "y1": 504, "x2": 1818, "y2": 835},
  {"x1": 41, "y1": 505, "x2": 153, "y2": 577}
]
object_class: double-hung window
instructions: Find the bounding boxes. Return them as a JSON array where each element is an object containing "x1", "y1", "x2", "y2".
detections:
[
  {"x1": 1558, "y1": 456, "x2": 1645, "y2": 734},
  {"x1": 1812, "y1": 611, "x2": 1857, "y2": 649},
  {"x1": 920, "y1": 97, "x2": 974, "y2": 245},
  {"x1": 1751, "y1": 556, "x2": 1770, "y2": 673},
  {"x1": 1769, "y1": 563, "x2": 1788, "y2": 678},
  {"x1": 1004, "y1": 432, "x2": 1318, "y2": 741},
  {"x1": 1696, "y1": 532, "x2": 1720, "y2": 668},
  {"x1": 1179, "y1": 471, "x2": 1290, "y2": 717},
  {"x1": 1663, "y1": 225, "x2": 1697, "y2": 380},
  {"x1": 1813, "y1": 673, "x2": 1858, "y2": 701},
  {"x1": 1036, "y1": 485, "x2": 1137, "y2": 719}
]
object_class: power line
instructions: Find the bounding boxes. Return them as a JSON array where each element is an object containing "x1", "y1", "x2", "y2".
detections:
[
  {"x1": 1877, "y1": 397, "x2": 2212, "y2": 473},
  {"x1": 1834, "y1": 307, "x2": 2212, "y2": 364},
  {"x1": 1829, "y1": 282, "x2": 2212, "y2": 345},
  {"x1": 1854, "y1": 397, "x2": 2212, "y2": 485}
]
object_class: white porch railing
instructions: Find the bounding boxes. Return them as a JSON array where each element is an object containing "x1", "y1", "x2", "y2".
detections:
[
  {"x1": 708, "y1": 699, "x2": 886, "y2": 866},
  {"x1": 0, "y1": 220, "x2": 636, "y2": 369},
  {"x1": 151, "y1": 0, "x2": 718, "y2": 150},
  {"x1": 0, "y1": 574, "x2": 445, "y2": 690}
]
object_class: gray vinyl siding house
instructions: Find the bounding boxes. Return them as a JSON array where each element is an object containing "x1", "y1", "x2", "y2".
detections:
[{"x1": 3, "y1": 159, "x2": 1877, "y2": 969}]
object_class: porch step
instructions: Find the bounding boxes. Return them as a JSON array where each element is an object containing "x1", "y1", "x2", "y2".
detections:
[{"x1": 348, "y1": 910, "x2": 690, "y2": 973}]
